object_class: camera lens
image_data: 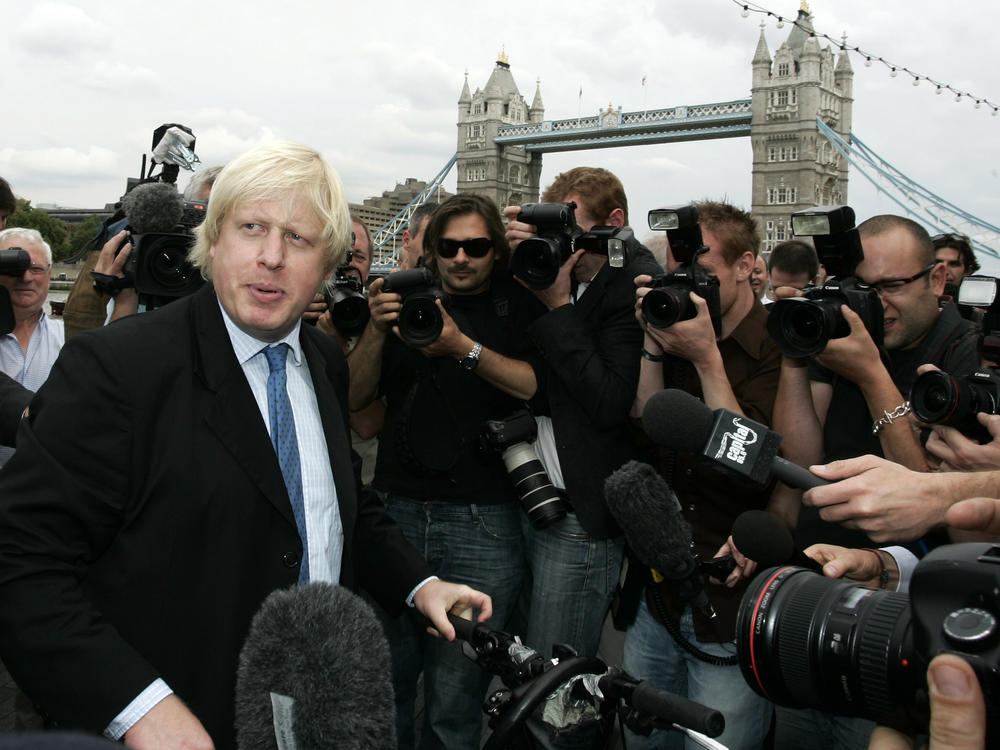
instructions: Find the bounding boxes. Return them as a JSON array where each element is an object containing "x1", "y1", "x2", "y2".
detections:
[
  {"x1": 328, "y1": 289, "x2": 370, "y2": 337},
  {"x1": 500, "y1": 443, "x2": 568, "y2": 529},
  {"x1": 737, "y1": 566, "x2": 921, "y2": 730},
  {"x1": 138, "y1": 234, "x2": 201, "y2": 297},
  {"x1": 909, "y1": 370, "x2": 999, "y2": 441},
  {"x1": 767, "y1": 296, "x2": 847, "y2": 358},
  {"x1": 398, "y1": 296, "x2": 443, "y2": 346},
  {"x1": 641, "y1": 286, "x2": 692, "y2": 329},
  {"x1": 512, "y1": 238, "x2": 562, "y2": 290}
]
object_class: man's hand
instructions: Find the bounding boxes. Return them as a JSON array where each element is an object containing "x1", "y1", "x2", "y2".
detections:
[
  {"x1": 412, "y1": 579, "x2": 493, "y2": 641},
  {"x1": 122, "y1": 695, "x2": 214, "y2": 750},
  {"x1": 502, "y1": 205, "x2": 535, "y2": 252},
  {"x1": 516, "y1": 247, "x2": 583, "y2": 310},
  {"x1": 803, "y1": 543, "x2": 893, "y2": 587},
  {"x1": 714, "y1": 536, "x2": 757, "y2": 588},
  {"x1": 638, "y1": 291, "x2": 719, "y2": 367},
  {"x1": 301, "y1": 291, "x2": 327, "y2": 325},
  {"x1": 411, "y1": 300, "x2": 468, "y2": 359},
  {"x1": 365, "y1": 277, "x2": 401, "y2": 334},
  {"x1": 805, "y1": 455, "x2": 952, "y2": 543},
  {"x1": 95, "y1": 229, "x2": 132, "y2": 277},
  {"x1": 869, "y1": 654, "x2": 985, "y2": 750},
  {"x1": 772, "y1": 285, "x2": 806, "y2": 301},
  {"x1": 947, "y1": 497, "x2": 1000, "y2": 536},
  {"x1": 926, "y1": 415, "x2": 1000, "y2": 472},
  {"x1": 813, "y1": 304, "x2": 884, "y2": 388}
]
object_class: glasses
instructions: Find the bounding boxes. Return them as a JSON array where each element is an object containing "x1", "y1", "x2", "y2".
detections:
[
  {"x1": 931, "y1": 232, "x2": 972, "y2": 249},
  {"x1": 855, "y1": 264, "x2": 936, "y2": 296},
  {"x1": 438, "y1": 237, "x2": 493, "y2": 259}
]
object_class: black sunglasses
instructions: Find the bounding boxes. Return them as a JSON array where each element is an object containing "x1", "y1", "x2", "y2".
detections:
[{"x1": 438, "y1": 237, "x2": 493, "y2": 259}]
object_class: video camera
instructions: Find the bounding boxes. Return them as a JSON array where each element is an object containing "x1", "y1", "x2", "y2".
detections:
[
  {"x1": 380, "y1": 267, "x2": 444, "y2": 346},
  {"x1": 766, "y1": 206, "x2": 883, "y2": 357},
  {"x1": 511, "y1": 202, "x2": 632, "y2": 289},
  {"x1": 480, "y1": 409, "x2": 568, "y2": 530},
  {"x1": 447, "y1": 615, "x2": 724, "y2": 750},
  {"x1": 0, "y1": 248, "x2": 30, "y2": 278},
  {"x1": 737, "y1": 542, "x2": 1000, "y2": 745},
  {"x1": 123, "y1": 194, "x2": 206, "y2": 301},
  {"x1": 640, "y1": 205, "x2": 722, "y2": 336}
]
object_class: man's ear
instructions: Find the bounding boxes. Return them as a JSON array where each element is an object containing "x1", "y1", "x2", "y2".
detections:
[
  {"x1": 734, "y1": 251, "x2": 755, "y2": 282},
  {"x1": 930, "y1": 261, "x2": 947, "y2": 297},
  {"x1": 605, "y1": 208, "x2": 626, "y2": 228},
  {"x1": 401, "y1": 230, "x2": 412, "y2": 250}
]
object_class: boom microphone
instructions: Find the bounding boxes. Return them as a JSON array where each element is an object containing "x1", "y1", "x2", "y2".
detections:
[
  {"x1": 122, "y1": 181, "x2": 185, "y2": 234},
  {"x1": 642, "y1": 389, "x2": 828, "y2": 490},
  {"x1": 605, "y1": 460, "x2": 715, "y2": 617},
  {"x1": 235, "y1": 583, "x2": 396, "y2": 750}
]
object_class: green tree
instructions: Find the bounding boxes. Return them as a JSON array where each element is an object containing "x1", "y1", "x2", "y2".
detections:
[
  {"x1": 7, "y1": 199, "x2": 69, "y2": 260},
  {"x1": 67, "y1": 214, "x2": 104, "y2": 260}
]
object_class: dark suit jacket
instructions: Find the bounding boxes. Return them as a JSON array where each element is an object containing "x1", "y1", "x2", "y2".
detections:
[
  {"x1": 0, "y1": 372, "x2": 31, "y2": 446},
  {"x1": 0, "y1": 284, "x2": 431, "y2": 749},
  {"x1": 528, "y1": 242, "x2": 662, "y2": 538}
]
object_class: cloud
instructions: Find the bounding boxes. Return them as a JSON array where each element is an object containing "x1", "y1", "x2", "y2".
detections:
[
  {"x1": 16, "y1": 2, "x2": 105, "y2": 58},
  {"x1": 0, "y1": 146, "x2": 121, "y2": 178}
]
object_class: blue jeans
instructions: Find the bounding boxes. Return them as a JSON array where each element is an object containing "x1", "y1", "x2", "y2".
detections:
[
  {"x1": 773, "y1": 706, "x2": 874, "y2": 750},
  {"x1": 622, "y1": 594, "x2": 772, "y2": 750},
  {"x1": 375, "y1": 493, "x2": 525, "y2": 750},
  {"x1": 520, "y1": 512, "x2": 623, "y2": 660}
]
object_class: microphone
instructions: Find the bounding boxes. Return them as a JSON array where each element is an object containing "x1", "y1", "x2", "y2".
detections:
[
  {"x1": 731, "y1": 509, "x2": 823, "y2": 572},
  {"x1": 642, "y1": 388, "x2": 828, "y2": 490},
  {"x1": 122, "y1": 181, "x2": 185, "y2": 234},
  {"x1": 235, "y1": 582, "x2": 396, "y2": 750},
  {"x1": 604, "y1": 460, "x2": 716, "y2": 618}
]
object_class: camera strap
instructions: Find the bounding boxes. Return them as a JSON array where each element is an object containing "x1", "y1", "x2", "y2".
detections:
[{"x1": 648, "y1": 582, "x2": 737, "y2": 667}]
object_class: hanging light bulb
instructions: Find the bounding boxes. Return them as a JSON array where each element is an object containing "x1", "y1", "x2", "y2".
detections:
[
  {"x1": 936, "y1": 86, "x2": 943, "y2": 95},
  {"x1": 890, "y1": 68, "x2": 898, "y2": 78},
  {"x1": 776, "y1": 17, "x2": 785, "y2": 28},
  {"x1": 742, "y1": 5, "x2": 750, "y2": 18},
  {"x1": 912, "y1": 77, "x2": 920, "y2": 87},
  {"x1": 993, "y1": 108, "x2": 998, "y2": 117},
  {"x1": 864, "y1": 57, "x2": 872, "y2": 67},
  {"x1": 955, "y1": 93, "x2": 962, "y2": 102},
  {"x1": 975, "y1": 100, "x2": 982, "y2": 109}
]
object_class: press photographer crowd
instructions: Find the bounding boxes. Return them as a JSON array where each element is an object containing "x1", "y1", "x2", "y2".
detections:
[{"x1": 1, "y1": 125, "x2": 999, "y2": 750}]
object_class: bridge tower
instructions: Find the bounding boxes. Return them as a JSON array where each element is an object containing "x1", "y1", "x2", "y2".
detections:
[
  {"x1": 750, "y1": 3, "x2": 853, "y2": 252},
  {"x1": 456, "y1": 51, "x2": 544, "y2": 208}
]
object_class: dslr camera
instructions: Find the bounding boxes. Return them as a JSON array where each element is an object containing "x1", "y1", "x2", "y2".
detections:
[
  {"x1": 910, "y1": 366, "x2": 1000, "y2": 443},
  {"x1": 737, "y1": 543, "x2": 1000, "y2": 743},
  {"x1": 322, "y1": 249, "x2": 371, "y2": 337},
  {"x1": 767, "y1": 206, "x2": 883, "y2": 358},
  {"x1": 511, "y1": 202, "x2": 632, "y2": 289},
  {"x1": 380, "y1": 267, "x2": 444, "y2": 346},
  {"x1": 480, "y1": 409, "x2": 569, "y2": 530},
  {"x1": 956, "y1": 274, "x2": 1000, "y2": 364},
  {"x1": 641, "y1": 205, "x2": 722, "y2": 336}
]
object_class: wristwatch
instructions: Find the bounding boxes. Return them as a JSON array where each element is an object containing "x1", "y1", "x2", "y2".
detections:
[{"x1": 459, "y1": 341, "x2": 483, "y2": 371}]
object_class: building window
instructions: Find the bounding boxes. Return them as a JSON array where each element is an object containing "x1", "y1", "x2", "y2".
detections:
[
  {"x1": 765, "y1": 221, "x2": 775, "y2": 232},
  {"x1": 467, "y1": 124, "x2": 484, "y2": 140},
  {"x1": 473, "y1": 103, "x2": 483, "y2": 115},
  {"x1": 775, "y1": 223, "x2": 787, "y2": 241},
  {"x1": 466, "y1": 167, "x2": 486, "y2": 182},
  {"x1": 777, "y1": 62, "x2": 789, "y2": 77},
  {"x1": 767, "y1": 187, "x2": 798, "y2": 205}
]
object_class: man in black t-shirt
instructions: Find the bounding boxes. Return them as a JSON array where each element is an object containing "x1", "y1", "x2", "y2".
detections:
[{"x1": 347, "y1": 194, "x2": 537, "y2": 750}]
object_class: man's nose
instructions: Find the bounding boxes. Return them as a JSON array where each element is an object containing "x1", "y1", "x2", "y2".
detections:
[{"x1": 259, "y1": 231, "x2": 285, "y2": 267}]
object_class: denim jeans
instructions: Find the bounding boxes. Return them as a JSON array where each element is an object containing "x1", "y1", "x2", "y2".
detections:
[
  {"x1": 520, "y1": 512, "x2": 623, "y2": 661},
  {"x1": 375, "y1": 493, "x2": 525, "y2": 750},
  {"x1": 773, "y1": 706, "x2": 874, "y2": 750},
  {"x1": 622, "y1": 594, "x2": 772, "y2": 750}
]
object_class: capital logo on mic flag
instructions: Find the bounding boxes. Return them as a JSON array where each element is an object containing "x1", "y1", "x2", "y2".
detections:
[{"x1": 702, "y1": 409, "x2": 781, "y2": 484}]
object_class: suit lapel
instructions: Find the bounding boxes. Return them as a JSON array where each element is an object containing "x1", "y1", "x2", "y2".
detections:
[{"x1": 191, "y1": 285, "x2": 297, "y2": 527}]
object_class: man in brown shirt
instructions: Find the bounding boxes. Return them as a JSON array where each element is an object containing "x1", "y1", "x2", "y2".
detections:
[{"x1": 624, "y1": 200, "x2": 782, "y2": 750}]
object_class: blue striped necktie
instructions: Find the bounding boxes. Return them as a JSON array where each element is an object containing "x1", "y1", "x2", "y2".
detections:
[{"x1": 263, "y1": 344, "x2": 309, "y2": 583}]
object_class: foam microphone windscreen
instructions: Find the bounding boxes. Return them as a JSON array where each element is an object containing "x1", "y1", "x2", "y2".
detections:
[
  {"x1": 641, "y1": 389, "x2": 714, "y2": 453},
  {"x1": 122, "y1": 181, "x2": 184, "y2": 234},
  {"x1": 731, "y1": 510, "x2": 794, "y2": 568},
  {"x1": 235, "y1": 583, "x2": 396, "y2": 750}
]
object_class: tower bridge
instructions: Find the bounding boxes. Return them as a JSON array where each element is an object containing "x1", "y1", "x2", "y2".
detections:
[{"x1": 371, "y1": 4, "x2": 998, "y2": 271}]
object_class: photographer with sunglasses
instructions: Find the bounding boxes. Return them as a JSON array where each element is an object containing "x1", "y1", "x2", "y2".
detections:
[{"x1": 347, "y1": 193, "x2": 539, "y2": 750}]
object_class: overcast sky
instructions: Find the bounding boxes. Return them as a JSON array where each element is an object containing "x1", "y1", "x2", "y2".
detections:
[{"x1": 3, "y1": 0, "x2": 999, "y2": 268}]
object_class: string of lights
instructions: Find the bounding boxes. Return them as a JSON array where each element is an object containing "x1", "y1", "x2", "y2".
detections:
[{"x1": 732, "y1": 0, "x2": 999, "y2": 116}]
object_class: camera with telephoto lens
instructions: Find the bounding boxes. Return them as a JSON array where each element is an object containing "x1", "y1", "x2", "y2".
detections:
[
  {"x1": 125, "y1": 199, "x2": 206, "y2": 300},
  {"x1": 910, "y1": 367, "x2": 1000, "y2": 443},
  {"x1": 380, "y1": 267, "x2": 444, "y2": 346},
  {"x1": 322, "y1": 250, "x2": 371, "y2": 337},
  {"x1": 641, "y1": 204, "x2": 722, "y2": 336},
  {"x1": 480, "y1": 409, "x2": 569, "y2": 530},
  {"x1": 767, "y1": 206, "x2": 884, "y2": 358},
  {"x1": 0, "y1": 248, "x2": 30, "y2": 277},
  {"x1": 737, "y1": 542, "x2": 1000, "y2": 743}
]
